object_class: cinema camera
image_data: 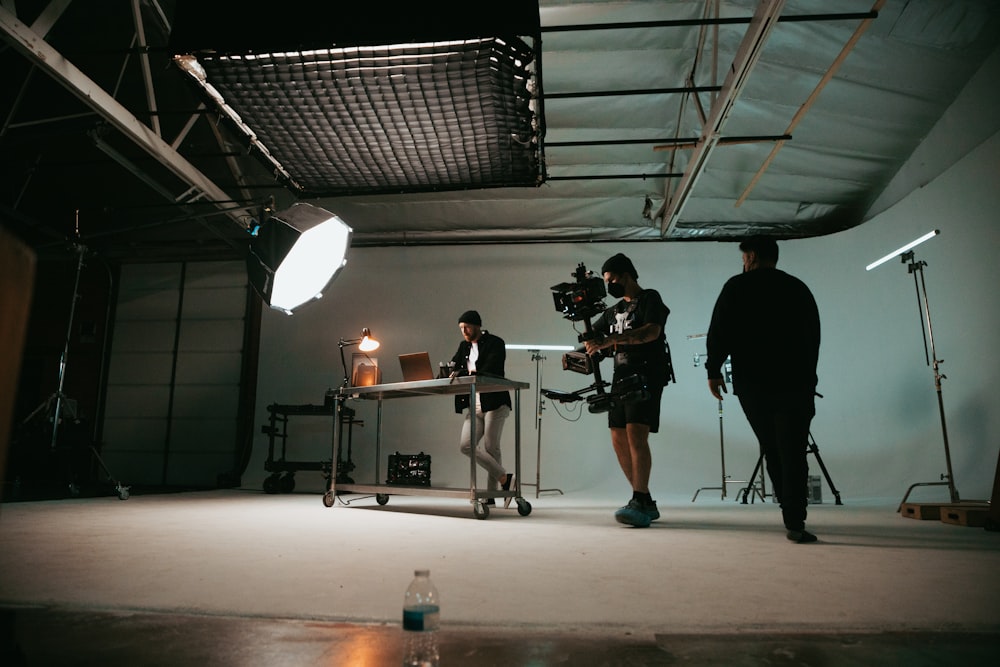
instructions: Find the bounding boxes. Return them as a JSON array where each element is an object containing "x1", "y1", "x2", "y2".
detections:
[
  {"x1": 546, "y1": 263, "x2": 650, "y2": 413},
  {"x1": 550, "y1": 263, "x2": 609, "y2": 375},
  {"x1": 551, "y1": 263, "x2": 607, "y2": 322}
]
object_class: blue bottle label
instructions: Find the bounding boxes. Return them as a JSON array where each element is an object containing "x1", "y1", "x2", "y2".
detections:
[{"x1": 403, "y1": 604, "x2": 440, "y2": 631}]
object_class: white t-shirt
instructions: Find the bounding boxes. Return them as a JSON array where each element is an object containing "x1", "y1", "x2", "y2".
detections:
[{"x1": 468, "y1": 342, "x2": 482, "y2": 411}]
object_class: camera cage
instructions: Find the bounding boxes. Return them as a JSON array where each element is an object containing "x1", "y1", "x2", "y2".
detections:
[{"x1": 550, "y1": 262, "x2": 607, "y2": 323}]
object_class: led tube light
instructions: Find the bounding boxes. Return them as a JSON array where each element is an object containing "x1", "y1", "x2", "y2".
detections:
[
  {"x1": 506, "y1": 344, "x2": 575, "y2": 351},
  {"x1": 865, "y1": 230, "x2": 939, "y2": 271}
]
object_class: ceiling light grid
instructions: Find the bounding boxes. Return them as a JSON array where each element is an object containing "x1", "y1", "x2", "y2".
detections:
[{"x1": 194, "y1": 37, "x2": 541, "y2": 196}]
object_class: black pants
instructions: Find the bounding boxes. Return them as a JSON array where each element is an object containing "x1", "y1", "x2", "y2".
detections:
[{"x1": 737, "y1": 392, "x2": 815, "y2": 531}]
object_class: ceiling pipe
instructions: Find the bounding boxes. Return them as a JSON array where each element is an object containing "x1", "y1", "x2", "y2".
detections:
[
  {"x1": 541, "y1": 12, "x2": 877, "y2": 34},
  {"x1": 547, "y1": 134, "x2": 790, "y2": 148}
]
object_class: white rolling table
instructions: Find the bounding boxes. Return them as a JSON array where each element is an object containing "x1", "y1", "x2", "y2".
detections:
[{"x1": 323, "y1": 375, "x2": 532, "y2": 519}]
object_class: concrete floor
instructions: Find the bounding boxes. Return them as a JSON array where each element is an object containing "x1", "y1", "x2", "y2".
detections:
[
  {"x1": 3, "y1": 606, "x2": 1000, "y2": 666},
  {"x1": 3, "y1": 490, "x2": 999, "y2": 666},
  {"x1": 4, "y1": 606, "x2": 1000, "y2": 666}
]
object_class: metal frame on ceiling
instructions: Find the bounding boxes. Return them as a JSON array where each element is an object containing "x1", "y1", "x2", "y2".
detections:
[
  {"x1": 0, "y1": 1, "x2": 254, "y2": 240},
  {"x1": 538, "y1": 0, "x2": 883, "y2": 238}
]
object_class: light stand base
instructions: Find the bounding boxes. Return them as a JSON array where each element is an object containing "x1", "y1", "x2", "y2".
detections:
[
  {"x1": 526, "y1": 350, "x2": 564, "y2": 499},
  {"x1": 692, "y1": 478, "x2": 751, "y2": 502}
]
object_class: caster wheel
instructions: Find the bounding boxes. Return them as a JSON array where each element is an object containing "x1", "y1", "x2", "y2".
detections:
[
  {"x1": 279, "y1": 473, "x2": 296, "y2": 494},
  {"x1": 263, "y1": 474, "x2": 280, "y2": 494},
  {"x1": 516, "y1": 498, "x2": 532, "y2": 516},
  {"x1": 376, "y1": 493, "x2": 390, "y2": 505},
  {"x1": 474, "y1": 501, "x2": 490, "y2": 519}
]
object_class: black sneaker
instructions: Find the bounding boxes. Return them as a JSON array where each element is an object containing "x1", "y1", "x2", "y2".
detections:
[
  {"x1": 501, "y1": 473, "x2": 515, "y2": 509},
  {"x1": 786, "y1": 528, "x2": 818, "y2": 543},
  {"x1": 501, "y1": 473, "x2": 514, "y2": 491}
]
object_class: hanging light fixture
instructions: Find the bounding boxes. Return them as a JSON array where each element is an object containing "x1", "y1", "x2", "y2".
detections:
[{"x1": 246, "y1": 203, "x2": 352, "y2": 314}]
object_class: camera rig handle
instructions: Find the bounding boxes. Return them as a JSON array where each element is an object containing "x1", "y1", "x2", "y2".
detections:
[{"x1": 580, "y1": 317, "x2": 609, "y2": 397}]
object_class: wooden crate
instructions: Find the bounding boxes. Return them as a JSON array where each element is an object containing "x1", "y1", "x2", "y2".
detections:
[
  {"x1": 900, "y1": 502, "x2": 943, "y2": 520},
  {"x1": 940, "y1": 503, "x2": 991, "y2": 528}
]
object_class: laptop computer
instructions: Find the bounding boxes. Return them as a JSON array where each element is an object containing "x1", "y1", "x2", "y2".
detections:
[{"x1": 399, "y1": 352, "x2": 436, "y2": 382}]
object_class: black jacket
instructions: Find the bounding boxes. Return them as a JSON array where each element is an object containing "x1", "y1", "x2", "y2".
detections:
[{"x1": 451, "y1": 331, "x2": 513, "y2": 413}]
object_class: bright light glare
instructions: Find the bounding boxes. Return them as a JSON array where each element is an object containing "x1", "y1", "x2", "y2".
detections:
[
  {"x1": 270, "y1": 217, "x2": 351, "y2": 312},
  {"x1": 865, "y1": 230, "x2": 939, "y2": 271},
  {"x1": 505, "y1": 344, "x2": 575, "y2": 351}
]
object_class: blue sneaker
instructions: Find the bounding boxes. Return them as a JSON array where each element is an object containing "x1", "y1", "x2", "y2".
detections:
[{"x1": 614, "y1": 499, "x2": 652, "y2": 527}]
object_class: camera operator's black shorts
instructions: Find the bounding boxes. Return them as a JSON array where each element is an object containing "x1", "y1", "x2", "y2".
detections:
[{"x1": 607, "y1": 383, "x2": 664, "y2": 433}]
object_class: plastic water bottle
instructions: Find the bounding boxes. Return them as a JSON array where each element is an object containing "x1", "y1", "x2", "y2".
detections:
[{"x1": 402, "y1": 569, "x2": 440, "y2": 667}]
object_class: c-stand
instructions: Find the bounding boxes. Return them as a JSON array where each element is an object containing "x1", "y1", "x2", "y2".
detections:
[
  {"x1": 513, "y1": 349, "x2": 565, "y2": 499},
  {"x1": 689, "y1": 341, "x2": 753, "y2": 502},
  {"x1": 16, "y1": 223, "x2": 129, "y2": 500}
]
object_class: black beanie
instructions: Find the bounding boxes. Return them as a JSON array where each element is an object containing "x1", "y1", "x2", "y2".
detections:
[
  {"x1": 601, "y1": 253, "x2": 638, "y2": 280},
  {"x1": 458, "y1": 310, "x2": 482, "y2": 326}
]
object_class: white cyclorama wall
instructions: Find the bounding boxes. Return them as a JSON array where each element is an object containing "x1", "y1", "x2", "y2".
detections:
[{"x1": 245, "y1": 129, "x2": 1000, "y2": 502}]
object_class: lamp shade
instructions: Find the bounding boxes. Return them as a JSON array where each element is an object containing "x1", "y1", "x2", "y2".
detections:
[
  {"x1": 358, "y1": 329, "x2": 380, "y2": 352},
  {"x1": 247, "y1": 203, "x2": 352, "y2": 314}
]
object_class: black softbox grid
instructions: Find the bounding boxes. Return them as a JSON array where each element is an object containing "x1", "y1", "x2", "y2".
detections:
[{"x1": 198, "y1": 38, "x2": 542, "y2": 196}]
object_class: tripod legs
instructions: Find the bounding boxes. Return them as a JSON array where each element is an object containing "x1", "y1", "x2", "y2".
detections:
[
  {"x1": 807, "y1": 432, "x2": 842, "y2": 505},
  {"x1": 740, "y1": 432, "x2": 842, "y2": 505},
  {"x1": 738, "y1": 451, "x2": 767, "y2": 504}
]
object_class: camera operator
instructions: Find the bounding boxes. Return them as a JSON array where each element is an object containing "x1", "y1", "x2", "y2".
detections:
[{"x1": 584, "y1": 253, "x2": 672, "y2": 528}]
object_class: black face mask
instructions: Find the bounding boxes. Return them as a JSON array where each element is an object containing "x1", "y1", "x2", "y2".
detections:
[{"x1": 607, "y1": 282, "x2": 625, "y2": 298}]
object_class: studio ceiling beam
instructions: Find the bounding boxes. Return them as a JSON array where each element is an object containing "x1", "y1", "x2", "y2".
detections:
[
  {"x1": 658, "y1": 0, "x2": 787, "y2": 238},
  {"x1": 0, "y1": 4, "x2": 250, "y2": 230},
  {"x1": 734, "y1": 0, "x2": 886, "y2": 208}
]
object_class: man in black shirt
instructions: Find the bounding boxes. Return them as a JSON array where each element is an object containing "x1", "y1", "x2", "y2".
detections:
[
  {"x1": 586, "y1": 254, "x2": 672, "y2": 528},
  {"x1": 705, "y1": 237, "x2": 821, "y2": 543}
]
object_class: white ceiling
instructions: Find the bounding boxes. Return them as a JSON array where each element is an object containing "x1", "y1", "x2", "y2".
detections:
[{"x1": 2, "y1": 0, "x2": 999, "y2": 260}]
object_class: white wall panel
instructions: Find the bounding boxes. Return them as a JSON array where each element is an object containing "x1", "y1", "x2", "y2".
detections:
[{"x1": 244, "y1": 130, "x2": 1000, "y2": 505}]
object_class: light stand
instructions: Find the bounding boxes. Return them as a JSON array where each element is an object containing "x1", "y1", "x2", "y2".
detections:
[
  {"x1": 528, "y1": 350, "x2": 563, "y2": 499},
  {"x1": 689, "y1": 340, "x2": 753, "y2": 502},
  {"x1": 894, "y1": 250, "x2": 961, "y2": 507},
  {"x1": 49, "y1": 239, "x2": 86, "y2": 453},
  {"x1": 507, "y1": 344, "x2": 571, "y2": 498},
  {"x1": 17, "y1": 212, "x2": 130, "y2": 500},
  {"x1": 867, "y1": 230, "x2": 980, "y2": 509}
]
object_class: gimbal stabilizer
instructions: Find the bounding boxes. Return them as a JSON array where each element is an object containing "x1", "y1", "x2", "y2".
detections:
[{"x1": 546, "y1": 263, "x2": 649, "y2": 413}]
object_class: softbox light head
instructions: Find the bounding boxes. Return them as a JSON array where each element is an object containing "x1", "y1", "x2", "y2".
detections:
[{"x1": 247, "y1": 203, "x2": 352, "y2": 314}]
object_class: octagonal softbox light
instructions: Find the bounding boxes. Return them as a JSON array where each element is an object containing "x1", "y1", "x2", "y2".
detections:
[{"x1": 247, "y1": 203, "x2": 352, "y2": 314}]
